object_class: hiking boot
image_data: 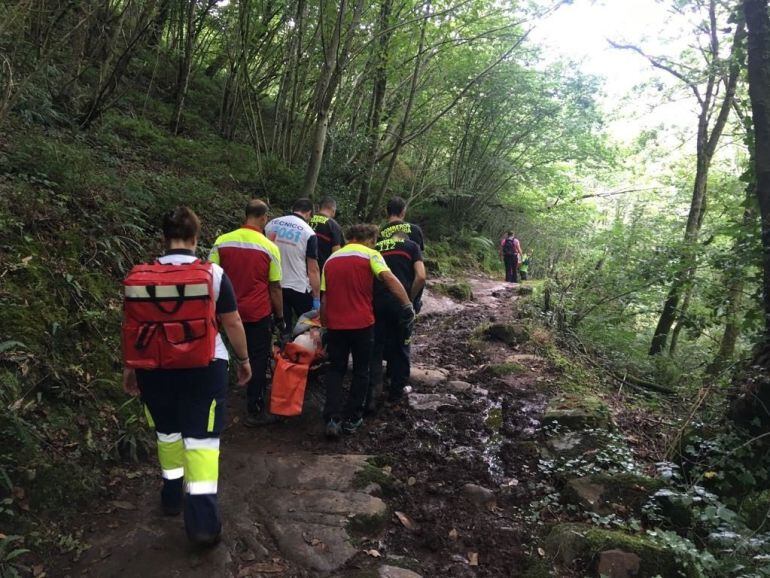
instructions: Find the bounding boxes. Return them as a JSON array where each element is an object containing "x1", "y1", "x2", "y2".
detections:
[
  {"x1": 189, "y1": 530, "x2": 222, "y2": 548},
  {"x1": 244, "y1": 412, "x2": 279, "y2": 427},
  {"x1": 325, "y1": 419, "x2": 341, "y2": 439},
  {"x1": 341, "y1": 417, "x2": 364, "y2": 434}
]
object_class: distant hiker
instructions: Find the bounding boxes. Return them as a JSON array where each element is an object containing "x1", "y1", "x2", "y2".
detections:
[
  {"x1": 210, "y1": 199, "x2": 286, "y2": 427},
  {"x1": 500, "y1": 231, "x2": 522, "y2": 283},
  {"x1": 122, "y1": 206, "x2": 251, "y2": 547},
  {"x1": 368, "y1": 230, "x2": 426, "y2": 410},
  {"x1": 519, "y1": 251, "x2": 531, "y2": 281},
  {"x1": 320, "y1": 224, "x2": 415, "y2": 439},
  {"x1": 265, "y1": 198, "x2": 321, "y2": 327},
  {"x1": 309, "y1": 196, "x2": 345, "y2": 270},
  {"x1": 380, "y1": 196, "x2": 425, "y2": 311}
]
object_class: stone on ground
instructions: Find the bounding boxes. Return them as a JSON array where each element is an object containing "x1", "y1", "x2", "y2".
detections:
[
  {"x1": 597, "y1": 549, "x2": 641, "y2": 578},
  {"x1": 379, "y1": 564, "x2": 423, "y2": 578},
  {"x1": 484, "y1": 322, "x2": 528, "y2": 346},
  {"x1": 544, "y1": 523, "x2": 698, "y2": 578},
  {"x1": 542, "y1": 394, "x2": 612, "y2": 430},
  {"x1": 564, "y1": 474, "x2": 664, "y2": 516},
  {"x1": 462, "y1": 483, "x2": 497, "y2": 510},
  {"x1": 409, "y1": 365, "x2": 449, "y2": 387},
  {"x1": 408, "y1": 392, "x2": 459, "y2": 411},
  {"x1": 446, "y1": 380, "x2": 472, "y2": 393}
]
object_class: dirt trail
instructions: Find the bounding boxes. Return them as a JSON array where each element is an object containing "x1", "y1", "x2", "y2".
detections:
[{"x1": 60, "y1": 277, "x2": 554, "y2": 577}]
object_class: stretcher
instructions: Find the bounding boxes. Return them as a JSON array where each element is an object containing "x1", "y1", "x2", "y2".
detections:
[{"x1": 269, "y1": 311, "x2": 326, "y2": 417}]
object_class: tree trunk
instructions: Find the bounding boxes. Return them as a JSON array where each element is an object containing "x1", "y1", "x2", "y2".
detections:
[{"x1": 744, "y1": 0, "x2": 770, "y2": 357}]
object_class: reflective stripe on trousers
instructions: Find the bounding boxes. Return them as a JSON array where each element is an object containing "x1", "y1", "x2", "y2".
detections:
[{"x1": 184, "y1": 437, "x2": 220, "y2": 495}]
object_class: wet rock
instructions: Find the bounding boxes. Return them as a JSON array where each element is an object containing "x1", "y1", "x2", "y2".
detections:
[
  {"x1": 545, "y1": 523, "x2": 699, "y2": 578},
  {"x1": 597, "y1": 550, "x2": 641, "y2": 578},
  {"x1": 515, "y1": 285, "x2": 534, "y2": 296},
  {"x1": 462, "y1": 483, "x2": 496, "y2": 509},
  {"x1": 446, "y1": 380, "x2": 473, "y2": 394},
  {"x1": 484, "y1": 323, "x2": 528, "y2": 346},
  {"x1": 379, "y1": 565, "x2": 423, "y2": 578},
  {"x1": 542, "y1": 394, "x2": 612, "y2": 430},
  {"x1": 410, "y1": 366, "x2": 449, "y2": 387},
  {"x1": 564, "y1": 474, "x2": 664, "y2": 516},
  {"x1": 408, "y1": 393, "x2": 458, "y2": 411}
]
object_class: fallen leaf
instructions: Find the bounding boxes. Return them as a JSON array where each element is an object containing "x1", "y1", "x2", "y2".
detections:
[
  {"x1": 365, "y1": 549, "x2": 382, "y2": 558},
  {"x1": 704, "y1": 471, "x2": 717, "y2": 479},
  {"x1": 109, "y1": 500, "x2": 136, "y2": 511},
  {"x1": 32, "y1": 565, "x2": 45, "y2": 577},
  {"x1": 407, "y1": 476, "x2": 416, "y2": 486},
  {"x1": 382, "y1": 465, "x2": 392, "y2": 474},
  {"x1": 448, "y1": 528, "x2": 459, "y2": 541},
  {"x1": 394, "y1": 511, "x2": 419, "y2": 531},
  {"x1": 21, "y1": 256, "x2": 33, "y2": 266},
  {"x1": 469, "y1": 552, "x2": 479, "y2": 566},
  {"x1": 537, "y1": 547, "x2": 545, "y2": 557}
]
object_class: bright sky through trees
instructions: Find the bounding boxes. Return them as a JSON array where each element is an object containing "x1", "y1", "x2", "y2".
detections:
[{"x1": 531, "y1": 0, "x2": 695, "y2": 143}]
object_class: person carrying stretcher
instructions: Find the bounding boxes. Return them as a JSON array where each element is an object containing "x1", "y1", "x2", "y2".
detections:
[{"x1": 320, "y1": 224, "x2": 415, "y2": 439}]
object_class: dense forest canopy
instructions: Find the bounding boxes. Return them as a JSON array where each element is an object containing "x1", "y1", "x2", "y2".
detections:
[{"x1": 3, "y1": 0, "x2": 770, "y2": 574}]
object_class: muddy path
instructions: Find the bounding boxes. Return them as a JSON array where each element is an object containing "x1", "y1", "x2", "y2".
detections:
[{"x1": 58, "y1": 277, "x2": 556, "y2": 578}]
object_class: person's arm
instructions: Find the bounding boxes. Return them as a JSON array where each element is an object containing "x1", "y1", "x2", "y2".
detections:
[
  {"x1": 307, "y1": 258, "x2": 320, "y2": 300},
  {"x1": 319, "y1": 293, "x2": 327, "y2": 327},
  {"x1": 219, "y1": 310, "x2": 251, "y2": 385},
  {"x1": 411, "y1": 261, "x2": 426, "y2": 302},
  {"x1": 379, "y1": 270, "x2": 410, "y2": 306},
  {"x1": 515, "y1": 238, "x2": 523, "y2": 256},
  {"x1": 269, "y1": 281, "x2": 284, "y2": 326},
  {"x1": 331, "y1": 221, "x2": 343, "y2": 253}
]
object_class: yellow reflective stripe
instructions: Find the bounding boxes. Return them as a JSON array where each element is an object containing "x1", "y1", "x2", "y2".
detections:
[
  {"x1": 157, "y1": 438, "x2": 184, "y2": 472},
  {"x1": 207, "y1": 399, "x2": 217, "y2": 433},
  {"x1": 370, "y1": 251, "x2": 390, "y2": 276},
  {"x1": 144, "y1": 404, "x2": 155, "y2": 428},
  {"x1": 186, "y1": 480, "x2": 218, "y2": 495},
  {"x1": 184, "y1": 448, "x2": 219, "y2": 483}
]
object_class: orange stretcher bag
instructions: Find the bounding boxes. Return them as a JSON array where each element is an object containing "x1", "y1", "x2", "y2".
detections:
[{"x1": 270, "y1": 343, "x2": 316, "y2": 416}]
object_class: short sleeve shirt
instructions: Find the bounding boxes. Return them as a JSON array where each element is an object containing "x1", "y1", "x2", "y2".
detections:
[
  {"x1": 309, "y1": 214, "x2": 345, "y2": 269},
  {"x1": 209, "y1": 226, "x2": 281, "y2": 322},
  {"x1": 321, "y1": 244, "x2": 390, "y2": 330},
  {"x1": 379, "y1": 220, "x2": 424, "y2": 251},
  {"x1": 157, "y1": 250, "x2": 236, "y2": 360},
  {"x1": 265, "y1": 214, "x2": 317, "y2": 293},
  {"x1": 374, "y1": 238, "x2": 422, "y2": 307}
]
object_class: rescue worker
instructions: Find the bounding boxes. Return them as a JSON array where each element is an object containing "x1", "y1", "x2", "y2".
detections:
[
  {"x1": 122, "y1": 206, "x2": 251, "y2": 547},
  {"x1": 379, "y1": 196, "x2": 425, "y2": 311},
  {"x1": 519, "y1": 251, "x2": 530, "y2": 281},
  {"x1": 309, "y1": 196, "x2": 345, "y2": 270},
  {"x1": 499, "y1": 231, "x2": 522, "y2": 283},
  {"x1": 320, "y1": 224, "x2": 415, "y2": 439},
  {"x1": 265, "y1": 198, "x2": 321, "y2": 327},
  {"x1": 368, "y1": 230, "x2": 426, "y2": 410},
  {"x1": 209, "y1": 199, "x2": 286, "y2": 427}
]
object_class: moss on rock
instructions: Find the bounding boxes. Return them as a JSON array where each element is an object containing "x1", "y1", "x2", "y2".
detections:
[
  {"x1": 563, "y1": 473, "x2": 665, "y2": 516},
  {"x1": 432, "y1": 280, "x2": 473, "y2": 301},
  {"x1": 544, "y1": 523, "x2": 699, "y2": 578},
  {"x1": 542, "y1": 394, "x2": 612, "y2": 430},
  {"x1": 484, "y1": 323, "x2": 528, "y2": 346}
]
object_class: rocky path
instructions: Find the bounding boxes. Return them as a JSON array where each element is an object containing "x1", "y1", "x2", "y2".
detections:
[{"x1": 59, "y1": 277, "x2": 559, "y2": 577}]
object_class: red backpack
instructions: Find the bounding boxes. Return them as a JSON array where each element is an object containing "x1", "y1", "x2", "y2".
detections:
[{"x1": 122, "y1": 260, "x2": 217, "y2": 370}]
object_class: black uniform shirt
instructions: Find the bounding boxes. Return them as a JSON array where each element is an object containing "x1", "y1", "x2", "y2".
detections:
[
  {"x1": 379, "y1": 220, "x2": 424, "y2": 251},
  {"x1": 374, "y1": 237, "x2": 423, "y2": 307},
  {"x1": 310, "y1": 214, "x2": 344, "y2": 269}
]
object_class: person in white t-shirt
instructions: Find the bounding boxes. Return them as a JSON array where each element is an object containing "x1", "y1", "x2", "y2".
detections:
[{"x1": 265, "y1": 198, "x2": 321, "y2": 327}]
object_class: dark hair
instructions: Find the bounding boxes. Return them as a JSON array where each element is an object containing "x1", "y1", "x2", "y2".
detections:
[
  {"x1": 245, "y1": 198, "x2": 269, "y2": 219},
  {"x1": 346, "y1": 223, "x2": 379, "y2": 242},
  {"x1": 507, "y1": 231, "x2": 513, "y2": 236},
  {"x1": 319, "y1": 197, "x2": 337, "y2": 211},
  {"x1": 162, "y1": 206, "x2": 200, "y2": 241},
  {"x1": 386, "y1": 196, "x2": 407, "y2": 217},
  {"x1": 293, "y1": 198, "x2": 313, "y2": 213}
]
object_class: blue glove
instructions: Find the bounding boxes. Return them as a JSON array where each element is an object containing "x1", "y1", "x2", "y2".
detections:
[{"x1": 312, "y1": 297, "x2": 321, "y2": 311}]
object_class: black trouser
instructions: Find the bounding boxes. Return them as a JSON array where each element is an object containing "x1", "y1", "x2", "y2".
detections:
[
  {"x1": 282, "y1": 288, "x2": 313, "y2": 328},
  {"x1": 244, "y1": 316, "x2": 271, "y2": 415},
  {"x1": 138, "y1": 360, "x2": 227, "y2": 542},
  {"x1": 323, "y1": 326, "x2": 374, "y2": 422},
  {"x1": 504, "y1": 254, "x2": 518, "y2": 283},
  {"x1": 369, "y1": 303, "x2": 411, "y2": 405}
]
